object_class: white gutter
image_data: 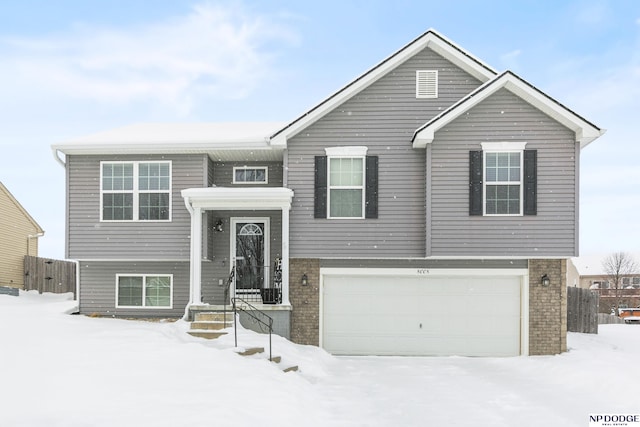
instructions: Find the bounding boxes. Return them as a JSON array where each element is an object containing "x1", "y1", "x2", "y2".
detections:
[
  {"x1": 26, "y1": 232, "x2": 45, "y2": 257},
  {"x1": 52, "y1": 148, "x2": 66, "y2": 167}
]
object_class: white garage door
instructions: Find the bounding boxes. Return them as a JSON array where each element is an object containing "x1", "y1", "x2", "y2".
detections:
[{"x1": 322, "y1": 272, "x2": 523, "y2": 356}]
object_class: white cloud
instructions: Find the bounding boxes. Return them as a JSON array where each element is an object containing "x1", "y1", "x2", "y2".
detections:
[
  {"x1": 0, "y1": 2, "x2": 298, "y2": 116},
  {"x1": 499, "y1": 49, "x2": 522, "y2": 71}
]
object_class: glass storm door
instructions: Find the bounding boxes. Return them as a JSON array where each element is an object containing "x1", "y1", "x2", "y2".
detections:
[{"x1": 234, "y1": 221, "x2": 266, "y2": 293}]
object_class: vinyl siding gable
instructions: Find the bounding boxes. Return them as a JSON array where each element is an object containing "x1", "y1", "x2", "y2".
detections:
[
  {"x1": 287, "y1": 47, "x2": 483, "y2": 258},
  {"x1": 429, "y1": 88, "x2": 578, "y2": 257}
]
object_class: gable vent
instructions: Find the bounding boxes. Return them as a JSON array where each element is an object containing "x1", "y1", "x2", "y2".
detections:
[{"x1": 416, "y1": 70, "x2": 438, "y2": 98}]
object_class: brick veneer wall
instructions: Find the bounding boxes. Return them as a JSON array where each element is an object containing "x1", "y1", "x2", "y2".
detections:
[
  {"x1": 289, "y1": 258, "x2": 320, "y2": 345},
  {"x1": 529, "y1": 259, "x2": 567, "y2": 355}
]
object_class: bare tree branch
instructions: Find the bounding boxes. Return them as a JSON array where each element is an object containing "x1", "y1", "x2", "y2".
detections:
[{"x1": 602, "y1": 252, "x2": 639, "y2": 313}]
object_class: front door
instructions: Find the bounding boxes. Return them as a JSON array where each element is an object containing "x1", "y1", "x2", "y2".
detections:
[{"x1": 232, "y1": 218, "x2": 269, "y2": 301}]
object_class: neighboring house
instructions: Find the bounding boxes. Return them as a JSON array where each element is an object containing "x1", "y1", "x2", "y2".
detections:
[
  {"x1": 571, "y1": 255, "x2": 640, "y2": 313},
  {"x1": 52, "y1": 29, "x2": 604, "y2": 357},
  {"x1": 0, "y1": 181, "x2": 44, "y2": 289}
]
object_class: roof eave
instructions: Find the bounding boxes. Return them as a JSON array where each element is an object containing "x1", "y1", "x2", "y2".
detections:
[{"x1": 413, "y1": 72, "x2": 604, "y2": 149}]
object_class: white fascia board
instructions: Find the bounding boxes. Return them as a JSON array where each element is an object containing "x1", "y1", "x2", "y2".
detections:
[
  {"x1": 501, "y1": 78, "x2": 605, "y2": 149},
  {"x1": 270, "y1": 30, "x2": 497, "y2": 148},
  {"x1": 413, "y1": 72, "x2": 604, "y2": 149},
  {"x1": 182, "y1": 187, "x2": 294, "y2": 211}
]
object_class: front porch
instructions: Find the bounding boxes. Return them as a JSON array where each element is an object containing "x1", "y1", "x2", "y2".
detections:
[{"x1": 181, "y1": 187, "x2": 294, "y2": 320}]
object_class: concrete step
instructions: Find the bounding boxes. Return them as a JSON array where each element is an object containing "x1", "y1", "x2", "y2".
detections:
[
  {"x1": 237, "y1": 347, "x2": 265, "y2": 356},
  {"x1": 283, "y1": 365, "x2": 299, "y2": 373},
  {"x1": 187, "y1": 330, "x2": 228, "y2": 340},
  {"x1": 190, "y1": 321, "x2": 232, "y2": 331},
  {"x1": 194, "y1": 312, "x2": 234, "y2": 322}
]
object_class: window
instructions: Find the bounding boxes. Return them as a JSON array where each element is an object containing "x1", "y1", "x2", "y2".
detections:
[
  {"x1": 416, "y1": 70, "x2": 438, "y2": 98},
  {"x1": 469, "y1": 143, "x2": 537, "y2": 216},
  {"x1": 233, "y1": 166, "x2": 268, "y2": 184},
  {"x1": 313, "y1": 147, "x2": 377, "y2": 219},
  {"x1": 328, "y1": 157, "x2": 364, "y2": 218},
  {"x1": 117, "y1": 274, "x2": 172, "y2": 308},
  {"x1": 484, "y1": 152, "x2": 522, "y2": 215},
  {"x1": 101, "y1": 161, "x2": 171, "y2": 221}
]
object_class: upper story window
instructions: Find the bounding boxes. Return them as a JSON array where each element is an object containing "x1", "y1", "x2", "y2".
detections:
[
  {"x1": 416, "y1": 70, "x2": 438, "y2": 98},
  {"x1": 484, "y1": 151, "x2": 522, "y2": 215},
  {"x1": 328, "y1": 157, "x2": 365, "y2": 218},
  {"x1": 314, "y1": 147, "x2": 378, "y2": 220},
  {"x1": 101, "y1": 161, "x2": 171, "y2": 221},
  {"x1": 233, "y1": 166, "x2": 268, "y2": 184},
  {"x1": 469, "y1": 142, "x2": 537, "y2": 217}
]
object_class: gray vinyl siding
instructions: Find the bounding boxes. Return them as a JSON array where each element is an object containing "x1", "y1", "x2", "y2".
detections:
[
  {"x1": 288, "y1": 47, "x2": 483, "y2": 258},
  {"x1": 202, "y1": 210, "x2": 283, "y2": 305},
  {"x1": 429, "y1": 88, "x2": 578, "y2": 257},
  {"x1": 78, "y1": 261, "x2": 189, "y2": 317},
  {"x1": 67, "y1": 154, "x2": 208, "y2": 260},
  {"x1": 212, "y1": 161, "x2": 283, "y2": 187}
]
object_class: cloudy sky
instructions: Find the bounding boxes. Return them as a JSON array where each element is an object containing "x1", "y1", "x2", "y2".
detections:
[{"x1": 0, "y1": 0, "x2": 638, "y2": 259}]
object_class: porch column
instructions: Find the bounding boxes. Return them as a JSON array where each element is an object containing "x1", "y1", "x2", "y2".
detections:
[
  {"x1": 189, "y1": 207, "x2": 203, "y2": 305},
  {"x1": 281, "y1": 207, "x2": 291, "y2": 305}
]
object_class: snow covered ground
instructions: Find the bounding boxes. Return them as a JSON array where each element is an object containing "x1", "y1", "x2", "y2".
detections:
[{"x1": 1, "y1": 291, "x2": 638, "y2": 427}]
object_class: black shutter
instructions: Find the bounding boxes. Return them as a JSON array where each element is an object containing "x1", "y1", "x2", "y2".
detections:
[
  {"x1": 365, "y1": 156, "x2": 378, "y2": 219},
  {"x1": 314, "y1": 156, "x2": 327, "y2": 218},
  {"x1": 469, "y1": 151, "x2": 483, "y2": 216},
  {"x1": 523, "y1": 150, "x2": 537, "y2": 215}
]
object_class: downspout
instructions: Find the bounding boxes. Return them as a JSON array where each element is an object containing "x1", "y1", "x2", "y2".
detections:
[
  {"x1": 71, "y1": 259, "x2": 80, "y2": 306},
  {"x1": 26, "y1": 232, "x2": 45, "y2": 257},
  {"x1": 49, "y1": 148, "x2": 80, "y2": 308},
  {"x1": 182, "y1": 195, "x2": 195, "y2": 320}
]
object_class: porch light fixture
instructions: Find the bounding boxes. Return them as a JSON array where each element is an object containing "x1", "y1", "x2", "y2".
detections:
[
  {"x1": 214, "y1": 219, "x2": 224, "y2": 232},
  {"x1": 541, "y1": 274, "x2": 550, "y2": 287},
  {"x1": 301, "y1": 274, "x2": 308, "y2": 286}
]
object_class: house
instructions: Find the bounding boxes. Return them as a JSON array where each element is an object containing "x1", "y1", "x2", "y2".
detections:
[
  {"x1": 0, "y1": 181, "x2": 44, "y2": 290},
  {"x1": 571, "y1": 255, "x2": 640, "y2": 313},
  {"x1": 51, "y1": 29, "x2": 604, "y2": 357}
]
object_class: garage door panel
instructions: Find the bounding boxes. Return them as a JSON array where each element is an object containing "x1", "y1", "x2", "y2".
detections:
[{"x1": 322, "y1": 273, "x2": 522, "y2": 356}]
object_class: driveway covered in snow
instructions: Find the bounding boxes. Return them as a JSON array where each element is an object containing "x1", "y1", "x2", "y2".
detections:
[{"x1": 1, "y1": 292, "x2": 638, "y2": 427}]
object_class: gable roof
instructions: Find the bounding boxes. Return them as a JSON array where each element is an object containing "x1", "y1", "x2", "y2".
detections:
[
  {"x1": 412, "y1": 71, "x2": 605, "y2": 149},
  {"x1": 0, "y1": 181, "x2": 44, "y2": 234},
  {"x1": 269, "y1": 29, "x2": 497, "y2": 147}
]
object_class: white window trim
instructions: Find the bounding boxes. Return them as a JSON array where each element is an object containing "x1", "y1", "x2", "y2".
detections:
[
  {"x1": 115, "y1": 273, "x2": 173, "y2": 309},
  {"x1": 325, "y1": 146, "x2": 368, "y2": 156},
  {"x1": 326, "y1": 150, "x2": 366, "y2": 220},
  {"x1": 100, "y1": 160, "x2": 172, "y2": 222},
  {"x1": 481, "y1": 142, "x2": 527, "y2": 217},
  {"x1": 416, "y1": 70, "x2": 438, "y2": 99},
  {"x1": 232, "y1": 166, "x2": 269, "y2": 184}
]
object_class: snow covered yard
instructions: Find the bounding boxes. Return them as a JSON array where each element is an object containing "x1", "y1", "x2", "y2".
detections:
[{"x1": 1, "y1": 292, "x2": 638, "y2": 427}]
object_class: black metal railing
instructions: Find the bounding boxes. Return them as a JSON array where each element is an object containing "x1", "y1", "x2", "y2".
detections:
[
  {"x1": 231, "y1": 297, "x2": 274, "y2": 361},
  {"x1": 228, "y1": 258, "x2": 282, "y2": 304}
]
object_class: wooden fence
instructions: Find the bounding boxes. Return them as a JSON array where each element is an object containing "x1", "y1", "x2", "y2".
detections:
[
  {"x1": 23, "y1": 256, "x2": 76, "y2": 297},
  {"x1": 597, "y1": 313, "x2": 626, "y2": 325},
  {"x1": 567, "y1": 286, "x2": 599, "y2": 334}
]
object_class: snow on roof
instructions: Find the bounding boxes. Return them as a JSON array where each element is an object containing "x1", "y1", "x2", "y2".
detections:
[
  {"x1": 572, "y1": 253, "x2": 640, "y2": 276},
  {"x1": 51, "y1": 122, "x2": 289, "y2": 161},
  {"x1": 55, "y1": 122, "x2": 286, "y2": 147}
]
